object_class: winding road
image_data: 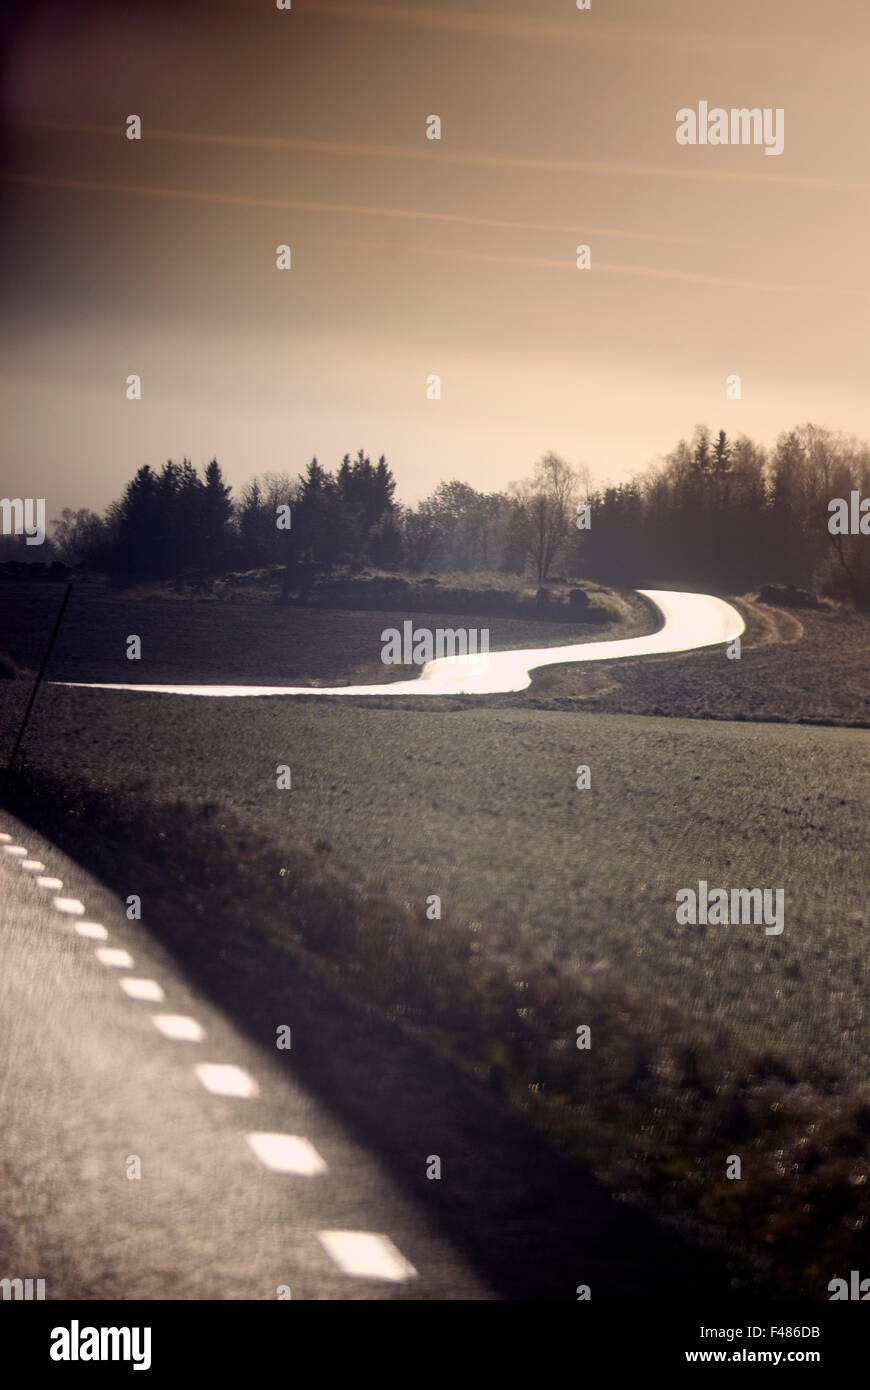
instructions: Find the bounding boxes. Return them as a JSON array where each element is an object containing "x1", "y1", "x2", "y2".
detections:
[{"x1": 57, "y1": 589, "x2": 745, "y2": 698}]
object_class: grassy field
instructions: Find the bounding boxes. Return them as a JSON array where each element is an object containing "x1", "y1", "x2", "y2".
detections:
[
  {"x1": 526, "y1": 597, "x2": 870, "y2": 727},
  {"x1": 1, "y1": 578, "x2": 869, "y2": 1295}
]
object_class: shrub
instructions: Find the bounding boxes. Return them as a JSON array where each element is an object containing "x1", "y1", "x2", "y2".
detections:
[{"x1": 568, "y1": 588, "x2": 590, "y2": 609}]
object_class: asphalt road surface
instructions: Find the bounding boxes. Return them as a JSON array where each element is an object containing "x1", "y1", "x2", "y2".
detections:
[{"x1": 0, "y1": 813, "x2": 493, "y2": 1300}]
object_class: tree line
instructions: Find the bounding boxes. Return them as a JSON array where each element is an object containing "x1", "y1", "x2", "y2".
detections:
[
  {"x1": 15, "y1": 422, "x2": 870, "y2": 606},
  {"x1": 582, "y1": 424, "x2": 870, "y2": 606}
]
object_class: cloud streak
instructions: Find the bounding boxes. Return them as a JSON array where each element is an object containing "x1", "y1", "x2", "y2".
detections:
[
  {"x1": 20, "y1": 119, "x2": 870, "y2": 194},
  {"x1": 326, "y1": 238, "x2": 815, "y2": 296},
  {"x1": 3, "y1": 172, "x2": 833, "y2": 296},
  {"x1": 312, "y1": 2, "x2": 856, "y2": 63},
  {"x1": 0, "y1": 171, "x2": 696, "y2": 249}
]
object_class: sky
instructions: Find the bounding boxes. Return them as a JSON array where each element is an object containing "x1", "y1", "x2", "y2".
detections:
[{"x1": 2, "y1": 0, "x2": 870, "y2": 516}]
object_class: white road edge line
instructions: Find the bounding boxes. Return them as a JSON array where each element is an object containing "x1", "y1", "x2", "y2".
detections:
[
  {"x1": 246, "y1": 1133, "x2": 327, "y2": 1175},
  {"x1": 52, "y1": 897, "x2": 86, "y2": 915},
  {"x1": 316, "y1": 1231, "x2": 418, "y2": 1282},
  {"x1": 151, "y1": 1015, "x2": 205, "y2": 1042},
  {"x1": 75, "y1": 921, "x2": 109, "y2": 940},
  {"x1": 194, "y1": 1064, "x2": 259, "y2": 1098},
  {"x1": 95, "y1": 947, "x2": 134, "y2": 969},
  {"x1": 120, "y1": 978, "x2": 165, "y2": 1002}
]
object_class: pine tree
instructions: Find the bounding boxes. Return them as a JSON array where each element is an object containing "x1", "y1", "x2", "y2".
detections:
[
  {"x1": 116, "y1": 464, "x2": 159, "y2": 575},
  {"x1": 202, "y1": 459, "x2": 233, "y2": 570},
  {"x1": 713, "y1": 429, "x2": 731, "y2": 474}
]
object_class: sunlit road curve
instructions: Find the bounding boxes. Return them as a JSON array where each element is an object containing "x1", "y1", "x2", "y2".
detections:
[{"x1": 57, "y1": 590, "x2": 744, "y2": 698}]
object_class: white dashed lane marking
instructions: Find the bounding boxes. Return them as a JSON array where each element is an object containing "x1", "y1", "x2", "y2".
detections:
[
  {"x1": 120, "y1": 978, "x2": 165, "y2": 1002},
  {"x1": 75, "y1": 921, "x2": 109, "y2": 940},
  {"x1": 0, "y1": 827, "x2": 425, "y2": 1289},
  {"x1": 246, "y1": 1132, "x2": 327, "y2": 1175},
  {"x1": 195, "y1": 1064, "x2": 259, "y2": 1098},
  {"x1": 316, "y1": 1231, "x2": 418, "y2": 1282},
  {"x1": 151, "y1": 1015, "x2": 205, "y2": 1042},
  {"x1": 53, "y1": 897, "x2": 86, "y2": 915},
  {"x1": 95, "y1": 947, "x2": 134, "y2": 969}
]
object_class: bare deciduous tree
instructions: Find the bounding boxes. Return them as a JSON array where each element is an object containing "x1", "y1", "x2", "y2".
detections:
[{"x1": 512, "y1": 453, "x2": 590, "y2": 583}]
